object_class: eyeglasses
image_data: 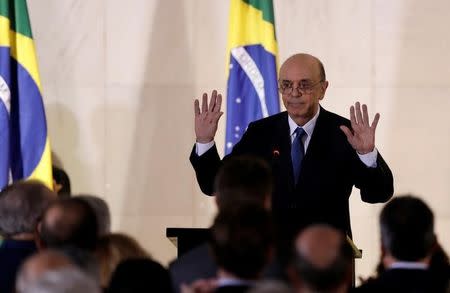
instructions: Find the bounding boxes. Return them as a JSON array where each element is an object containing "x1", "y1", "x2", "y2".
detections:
[{"x1": 278, "y1": 79, "x2": 323, "y2": 95}]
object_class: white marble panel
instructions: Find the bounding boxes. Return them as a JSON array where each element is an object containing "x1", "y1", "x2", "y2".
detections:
[
  {"x1": 44, "y1": 85, "x2": 106, "y2": 196},
  {"x1": 190, "y1": 1, "x2": 229, "y2": 86},
  {"x1": 104, "y1": 85, "x2": 196, "y2": 223},
  {"x1": 276, "y1": 0, "x2": 372, "y2": 87},
  {"x1": 106, "y1": 0, "x2": 196, "y2": 86},
  {"x1": 374, "y1": 0, "x2": 450, "y2": 87},
  {"x1": 29, "y1": 0, "x2": 105, "y2": 87},
  {"x1": 435, "y1": 218, "x2": 450, "y2": 254},
  {"x1": 375, "y1": 87, "x2": 450, "y2": 216},
  {"x1": 321, "y1": 87, "x2": 374, "y2": 120}
]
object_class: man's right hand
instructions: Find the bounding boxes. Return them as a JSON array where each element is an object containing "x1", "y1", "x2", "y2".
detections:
[{"x1": 194, "y1": 90, "x2": 223, "y2": 143}]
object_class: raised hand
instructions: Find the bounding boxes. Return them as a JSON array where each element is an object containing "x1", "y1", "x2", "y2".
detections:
[
  {"x1": 194, "y1": 90, "x2": 223, "y2": 143},
  {"x1": 340, "y1": 102, "x2": 380, "y2": 154}
]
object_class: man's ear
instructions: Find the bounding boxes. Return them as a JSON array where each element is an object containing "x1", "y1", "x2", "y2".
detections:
[
  {"x1": 35, "y1": 221, "x2": 44, "y2": 250},
  {"x1": 319, "y1": 81, "x2": 329, "y2": 100}
]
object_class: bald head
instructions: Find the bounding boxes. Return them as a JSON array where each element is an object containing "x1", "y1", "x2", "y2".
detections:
[
  {"x1": 291, "y1": 225, "x2": 353, "y2": 292},
  {"x1": 278, "y1": 53, "x2": 328, "y2": 126},
  {"x1": 279, "y1": 53, "x2": 326, "y2": 82},
  {"x1": 295, "y1": 225, "x2": 343, "y2": 269}
]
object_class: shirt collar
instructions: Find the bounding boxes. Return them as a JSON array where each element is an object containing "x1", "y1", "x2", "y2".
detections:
[
  {"x1": 288, "y1": 106, "x2": 321, "y2": 138},
  {"x1": 216, "y1": 277, "x2": 253, "y2": 287},
  {"x1": 388, "y1": 261, "x2": 428, "y2": 270}
]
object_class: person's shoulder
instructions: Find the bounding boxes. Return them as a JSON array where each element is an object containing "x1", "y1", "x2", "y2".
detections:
[
  {"x1": 320, "y1": 107, "x2": 350, "y2": 127},
  {"x1": 248, "y1": 111, "x2": 287, "y2": 129}
]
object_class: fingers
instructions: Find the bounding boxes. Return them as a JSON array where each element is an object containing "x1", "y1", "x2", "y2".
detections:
[
  {"x1": 362, "y1": 104, "x2": 369, "y2": 125},
  {"x1": 371, "y1": 113, "x2": 380, "y2": 130},
  {"x1": 200, "y1": 91, "x2": 222, "y2": 114},
  {"x1": 212, "y1": 93, "x2": 222, "y2": 112},
  {"x1": 208, "y1": 90, "x2": 217, "y2": 112},
  {"x1": 201, "y1": 93, "x2": 208, "y2": 113},
  {"x1": 355, "y1": 102, "x2": 364, "y2": 125},
  {"x1": 350, "y1": 105, "x2": 357, "y2": 129},
  {"x1": 194, "y1": 99, "x2": 200, "y2": 116}
]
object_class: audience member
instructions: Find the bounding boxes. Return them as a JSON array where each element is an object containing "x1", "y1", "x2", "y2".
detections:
[
  {"x1": 0, "y1": 181, "x2": 56, "y2": 293},
  {"x1": 19, "y1": 267, "x2": 100, "y2": 293},
  {"x1": 77, "y1": 194, "x2": 112, "y2": 235},
  {"x1": 108, "y1": 258, "x2": 173, "y2": 293},
  {"x1": 288, "y1": 225, "x2": 353, "y2": 293},
  {"x1": 213, "y1": 155, "x2": 273, "y2": 209},
  {"x1": 170, "y1": 156, "x2": 273, "y2": 292},
  {"x1": 37, "y1": 197, "x2": 99, "y2": 251},
  {"x1": 357, "y1": 195, "x2": 448, "y2": 292},
  {"x1": 52, "y1": 166, "x2": 71, "y2": 198},
  {"x1": 247, "y1": 280, "x2": 293, "y2": 293},
  {"x1": 209, "y1": 204, "x2": 273, "y2": 292},
  {"x1": 369, "y1": 241, "x2": 450, "y2": 287},
  {"x1": 57, "y1": 245, "x2": 101, "y2": 282},
  {"x1": 95, "y1": 232, "x2": 150, "y2": 288},
  {"x1": 15, "y1": 250, "x2": 75, "y2": 292}
]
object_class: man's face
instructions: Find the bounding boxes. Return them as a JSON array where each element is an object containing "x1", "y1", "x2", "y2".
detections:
[{"x1": 279, "y1": 56, "x2": 328, "y2": 126}]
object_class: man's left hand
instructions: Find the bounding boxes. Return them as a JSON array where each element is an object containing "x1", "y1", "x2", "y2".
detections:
[{"x1": 340, "y1": 102, "x2": 380, "y2": 154}]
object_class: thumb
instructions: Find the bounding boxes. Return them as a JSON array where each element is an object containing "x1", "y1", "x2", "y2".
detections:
[{"x1": 340, "y1": 125, "x2": 353, "y2": 141}]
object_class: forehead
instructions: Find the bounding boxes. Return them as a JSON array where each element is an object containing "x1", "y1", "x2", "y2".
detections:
[{"x1": 279, "y1": 56, "x2": 321, "y2": 81}]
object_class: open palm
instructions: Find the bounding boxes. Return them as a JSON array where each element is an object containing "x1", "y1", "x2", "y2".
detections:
[{"x1": 340, "y1": 102, "x2": 379, "y2": 154}]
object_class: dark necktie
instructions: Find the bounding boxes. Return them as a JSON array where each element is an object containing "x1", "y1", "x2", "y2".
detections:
[{"x1": 291, "y1": 127, "x2": 306, "y2": 184}]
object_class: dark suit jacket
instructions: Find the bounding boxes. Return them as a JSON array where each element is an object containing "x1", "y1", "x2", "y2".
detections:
[
  {"x1": 0, "y1": 239, "x2": 37, "y2": 293},
  {"x1": 169, "y1": 243, "x2": 217, "y2": 293},
  {"x1": 355, "y1": 268, "x2": 448, "y2": 292},
  {"x1": 215, "y1": 284, "x2": 252, "y2": 293},
  {"x1": 169, "y1": 241, "x2": 287, "y2": 293},
  {"x1": 190, "y1": 108, "x2": 394, "y2": 237}
]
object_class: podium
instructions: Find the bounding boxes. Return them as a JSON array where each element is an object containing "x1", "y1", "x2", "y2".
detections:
[{"x1": 166, "y1": 228, "x2": 210, "y2": 257}]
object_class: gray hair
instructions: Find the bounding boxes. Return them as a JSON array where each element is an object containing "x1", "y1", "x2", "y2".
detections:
[
  {"x1": 0, "y1": 181, "x2": 55, "y2": 237},
  {"x1": 77, "y1": 195, "x2": 111, "y2": 235},
  {"x1": 18, "y1": 267, "x2": 100, "y2": 293},
  {"x1": 248, "y1": 280, "x2": 294, "y2": 293}
]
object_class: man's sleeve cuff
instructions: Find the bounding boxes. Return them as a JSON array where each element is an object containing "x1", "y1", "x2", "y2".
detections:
[
  {"x1": 357, "y1": 148, "x2": 378, "y2": 168},
  {"x1": 196, "y1": 141, "x2": 215, "y2": 156}
]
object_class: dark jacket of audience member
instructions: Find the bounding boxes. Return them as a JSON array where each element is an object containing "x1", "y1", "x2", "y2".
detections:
[
  {"x1": 210, "y1": 204, "x2": 273, "y2": 292},
  {"x1": 0, "y1": 181, "x2": 55, "y2": 293},
  {"x1": 108, "y1": 258, "x2": 172, "y2": 293},
  {"x1": 357, "y1": 195, "x2": 448, "y2": 292}
]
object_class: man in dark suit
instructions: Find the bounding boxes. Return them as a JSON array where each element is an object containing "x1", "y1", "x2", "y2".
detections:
[
  {"x1": 209, "y1": 204, "x2": 273, "y2": 293},
  {"x1": 0, "y1": 181, "x2": 56, "y2": 293},
  {"x1": 356, "y1": 195, "x2": 448, "y2": 292},
  {"x1": 190, "y1": 53, "x2": 394, "y2": 239}
]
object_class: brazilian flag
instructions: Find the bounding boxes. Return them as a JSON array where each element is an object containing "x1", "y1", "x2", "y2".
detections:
[
  {"x1": 225, "y1": 0, "x2": 280, "y2": 154},
  {"x1": 0, "y1": 0, "x2": 52, "y2": 189}
]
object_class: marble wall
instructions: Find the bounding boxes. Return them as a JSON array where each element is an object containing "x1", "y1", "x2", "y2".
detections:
[{"x1": 28, "y1": 0, "x2": 450, "y2": 282}]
